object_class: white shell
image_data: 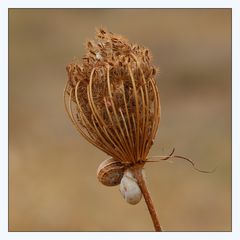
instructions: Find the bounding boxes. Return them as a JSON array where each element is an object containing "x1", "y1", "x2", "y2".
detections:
[{"x1": 119, "y1": 169, "x2": 142, "y2": 205}]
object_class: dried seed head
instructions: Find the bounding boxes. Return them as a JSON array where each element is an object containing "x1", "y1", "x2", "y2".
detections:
[{"x1": 64, "y1": 28, "x2": 161, "y2": 166}]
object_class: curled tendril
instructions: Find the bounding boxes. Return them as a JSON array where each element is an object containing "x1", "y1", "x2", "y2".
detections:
[{"x1": 147, "y1": 148, "x2": 216, "y2": 174}]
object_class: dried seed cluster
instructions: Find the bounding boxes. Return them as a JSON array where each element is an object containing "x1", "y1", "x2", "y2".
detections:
[{"x1": 64, "y1": 28, "x2": 160, "y2": 167}]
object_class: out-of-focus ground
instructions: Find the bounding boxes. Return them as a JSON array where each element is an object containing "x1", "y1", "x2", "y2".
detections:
[{"x1": 9, "y1": 9, "x2": 231, "y2": 231}]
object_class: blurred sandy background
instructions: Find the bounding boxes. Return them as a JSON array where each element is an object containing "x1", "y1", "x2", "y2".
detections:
[{"x1": 9, "y1": 9, "x2": 231, "y2": 231}]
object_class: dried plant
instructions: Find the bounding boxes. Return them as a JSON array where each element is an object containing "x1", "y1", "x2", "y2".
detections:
[
  {"x1": 64, "y1": 28, "x2": 162, "y2": 231},
  {"x1": 64, "y1": 28, "x2": 215, "y2": 231}
]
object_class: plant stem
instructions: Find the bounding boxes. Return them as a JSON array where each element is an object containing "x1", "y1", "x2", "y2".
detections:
[{"x1": 132, "y1": 166, "x2": 162, "y2": 232}]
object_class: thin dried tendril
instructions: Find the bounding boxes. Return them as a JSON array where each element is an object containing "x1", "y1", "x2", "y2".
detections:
[{"x1": 147, "y1": 148, "x2": 216, "y2": 174}]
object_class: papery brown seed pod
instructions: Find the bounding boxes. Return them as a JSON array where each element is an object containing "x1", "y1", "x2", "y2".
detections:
[{"x1": 64, "y1": 28, "x2": 161, "y2": 167}]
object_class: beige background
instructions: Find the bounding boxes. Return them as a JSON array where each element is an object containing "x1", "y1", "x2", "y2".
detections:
[{"x1": 9, "y1": 9, "x2": 231, "y2": 231}]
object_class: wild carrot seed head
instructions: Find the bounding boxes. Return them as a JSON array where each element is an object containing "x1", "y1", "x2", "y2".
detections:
[{"x1": 64, "y1": 28, "x2": 160, "y2": 166}]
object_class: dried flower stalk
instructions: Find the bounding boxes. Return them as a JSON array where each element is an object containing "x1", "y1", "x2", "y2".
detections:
[{"x1": 64, "y1": 28, "x2": 161, "y2": 231}]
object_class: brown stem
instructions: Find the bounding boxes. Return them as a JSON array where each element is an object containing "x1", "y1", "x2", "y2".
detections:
[{"x1": 132, "y1": 166, "x2": 162, "y2": 232}]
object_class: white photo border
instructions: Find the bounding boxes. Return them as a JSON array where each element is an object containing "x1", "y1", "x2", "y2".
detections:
[{"x1": 1, "y1": 1, "x2": 239, "y2": 240}]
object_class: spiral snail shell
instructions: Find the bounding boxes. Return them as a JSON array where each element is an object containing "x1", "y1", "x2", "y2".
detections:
[{"x1": 97, "y1": 158, "x2": 125, "y2": 186}]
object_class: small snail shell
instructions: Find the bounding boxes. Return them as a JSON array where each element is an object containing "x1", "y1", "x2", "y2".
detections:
[
  {"x1": 97, "y1": 158, "x2": 125, "y2": 186},
  {"x1": 119, "y1": 169, "x2": 143, "y2": 205}
]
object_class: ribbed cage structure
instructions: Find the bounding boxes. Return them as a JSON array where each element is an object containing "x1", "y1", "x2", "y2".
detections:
[{"x1": 64, "y1": 28, "x2": 161, "y2": 167}]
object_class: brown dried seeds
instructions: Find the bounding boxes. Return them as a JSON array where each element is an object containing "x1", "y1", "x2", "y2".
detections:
[{"x1": 64, "y1": 28, "x2": 160, "y2": 166}]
